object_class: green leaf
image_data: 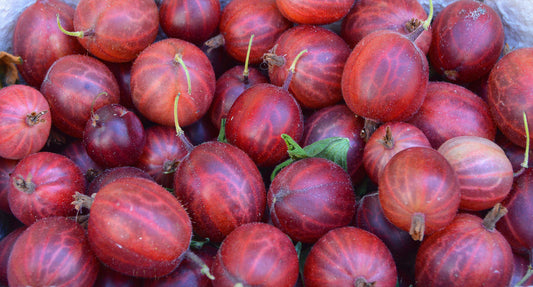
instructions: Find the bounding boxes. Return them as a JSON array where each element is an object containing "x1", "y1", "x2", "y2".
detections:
[
  {"x1": 270, "y1": 158, "x2": 294, "y2": 181},
  {"x1": 189, "y1": 235, "x2": 210, "y2": 250},
  {"x1": 270, "y1": 134, "x2": 351, "y2": 181},
  {"x1": 355, "y1": 176, "x2": 371, "y2": 197},
  {"x1": 303, "y1": 137, "x2": 350, "y2": 170},
  {"x1": 297, "y1": 242, "x2": 312, "y2": 283},
  {"x1": 217, "y1": 118, "x2": 227, "y2": 143},
  {"x1": 281, "y1": 134, "x2": 307, "y2": 160},
  {"x1": 294, "y1": 241, "x2": 302, "y2": 257}
]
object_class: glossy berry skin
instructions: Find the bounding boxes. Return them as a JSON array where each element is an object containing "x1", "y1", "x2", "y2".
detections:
[
  {"x1": 0, "y1": 159, "x2": 18, "y2": 214},
  {"x1": 61, "y1": 139, "x2": 103, "y2": 183},
  {"x1": 136, "y1": 125, "x2": 191, "y2": 188},
  {"x1": 438, "y1": 136, "x2": 513, "y2": 211},
  {"x1": 268, "y1": 157, "x2": 356, "y2": 243},
  {"x1": 303, "y1": 226, "x2": 397, "y2": 287},
  {"x1": 496, "y1": 169, "x2": 533, "y2": 255},
  {"x1": 0, "y1": 226, "x2": 26, "y2": 285},
  {"x1": 7, "y1": 217, "x2": 99, "y2": 287},
  {"x1": 202, "y1": 43, "x2": 240, "y2": 79},
  {"x1": 8, "y1": 152, "x2": 85, "y2": 226},
  {"x1": 143, "y1": 244, "x2": 217, "y2": 287},
  {"x1": 487, "y1": 47, "x2": 533, "y2": 148},
  {"x1": 130, "y1": 38, "x2": 216, "y2": 128},
  {"x1": 174, "y1": 141, "x2": 266, "y2": 242},
  {"x1": 510, "y1": 253, "x2": 533, "y2": 287},
  {"x1": 83, "y1": 104, "x2": 146, "y2": 169},
  {"x1": 159, "y1": 0, "x2": 221, "y2": 45},
  {"x1": 104, "y1": 61, "x2": 135, "y2": 109},
  {"x1": 87, "y1": 177, "x2": 192, "y2": 278},
  {"x1": 363, "y1": 121, "x2": 431, "y2": 184},
  {"x1": 356, "y1": 193, "x2": 420, "y2": 270},
  {"x1": 378, "y1": 147, "x2": 461, "y2": 241},
  {"x1": 0, "y1": 85, "x2": 51, "y2": 160},
  {"x1": 341, "y1": 30, "x2": 429, "y2": 123},
  {"x1": 428, "y1": 0, "x2": 504, "y2": 83},
  {"x1": 183, "y1": 115, "x2": 219, "y2": 145},
  {"x1": 226, "y1": 83, "x2": 304, "y2": 167},
  {"x1": 407, "y1": 81, "x2": 496, "y2": 149},
  {"x1": 341, "y1": 0, "x2": 432, "y2": 53},
  {"x1": 12, "y1": 0, "x2": 84, "y2": 88},
  {"x1": 302, "y1": 104, "x2": 366, "y2": 185},
  {"x1": 92, "y1": 265, "x2": 143, "y2": 287},
  {"x1": 415, "y1": 213, "x2": 513, "y2": 287},
  {"x1": 87, "y1": 166, "x2": 153, "y2": 196},
  {"x1": 209, "y1": 65, "x2": 268, "y2": 129},
  {"x1": 211, "y1": 222, "x2": 299, "y2": 287},
  {"x1": 219, "y1": 0, "x2": 292, "y2": 64},
  {"x1": 267, "y1": 25, "x2": 351, "y2": 109},
  {"x1": 276, "y1": 0, "x2": 354, "y2": 25},
  {"x1": 496, "y1": 133, "x2": 532, "y2": 173},
  {"x1": 73, "y1": 0, "x2": 159, "y2": 63},
  {"x1": 40, "y1": 54, "x2": 120, "y2": 139}
]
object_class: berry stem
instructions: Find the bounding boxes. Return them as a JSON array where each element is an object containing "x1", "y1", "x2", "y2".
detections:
[
  {"x1": 521, "y1": 111, "x2": 530, "y2": 169},
  {"x1": 423, "y1": 0, "x2": 434, "y2": 30},
  {"x1": 172, "y1": 53, "x2": 195, "y2": 151},
  {"x1": 381, "y1": 125, "x2": 395, "y2": 149},
  {"x1": 184, "y1": 250, "x2": 215, "y2": 280},
  {"x1": 71, "y1": 191, "x2": 95, "y2": 211},
  {"x1": 204, "y1": 34, "x2": 225, "y2": 53},
  {"x1": 514, "y1": 111, "x2": 530, "y2": 177},
  {"x1": 56, "y1": 14, "x2": 93, "y2": 38},
  {"x1": 174, "y1": 93, "x2": 194, "y2": 152},
  {"x1": 410, "y1": 212, "x2": 426, "y2": 241},
  {"x1": 482, "y1": 203, "x2": 507, "y2": 231},
  {"x1": 354, "y1": 277, "x2": 375, "y2": 287},
  {"x1": 174, "y1": 93, "x2": 184, "y2": 136},
  {"x1": 26, "y1": 111, "x2": 48, "y2": 126},
  {"x1": 282, "y1": 49, "x2": 308, "y2": 91},
  {"x1": 262, "y1": 44, "x2": 285, "y2": 70},
  {"x1": 514, "y1": 249, "x2": 533, "y2": 287},
  {"x1": 13, "y1": 174, "x2": 35, "y2": 194},
  {"x1": 174, "y1": 53, "x2": 192, "y2": 95},
  {"x1": 242, "y1": 34, "x2": 255, "y2": 84},
  {"x1": 361, "y1": 118, "x2": 379, "y2": 142},
  {"x1": 406, "y1": 0, "x2": 433, "y2": 42},
  {"x1": 89, "y1": 92, "x2": 108, "y2": 127}
]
